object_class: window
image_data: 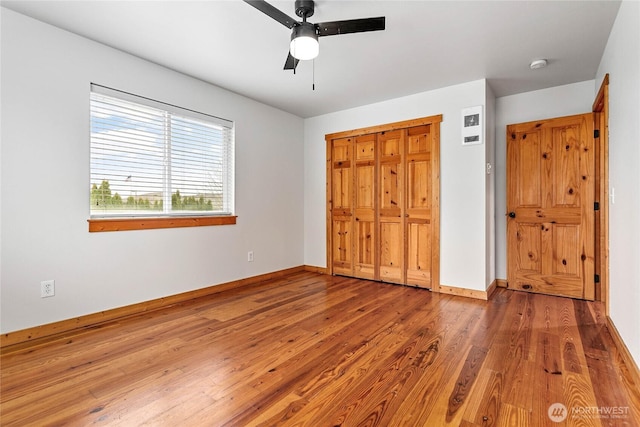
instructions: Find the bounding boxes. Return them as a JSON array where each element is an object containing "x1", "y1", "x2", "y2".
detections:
[{"x1": 89, "y1": 84, "x2": 235, "y2": 231}]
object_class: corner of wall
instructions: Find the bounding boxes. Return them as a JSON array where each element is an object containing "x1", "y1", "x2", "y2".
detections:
[
  {"x1": 485, "y1": 82, "x2": 497, "y2": 289},
  {"x1": 595, "y1": 0, "x2": 640, "y2": 368}
]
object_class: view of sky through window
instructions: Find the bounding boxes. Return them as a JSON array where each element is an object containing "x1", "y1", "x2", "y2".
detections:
[{"x1": 90, "y1": 91, "x2": 232, "y2": 216}]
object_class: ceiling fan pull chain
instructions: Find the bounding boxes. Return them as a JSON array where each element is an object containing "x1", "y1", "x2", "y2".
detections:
[{"x1": 312, "y1": 59, "x2": 315, "y2": 91}]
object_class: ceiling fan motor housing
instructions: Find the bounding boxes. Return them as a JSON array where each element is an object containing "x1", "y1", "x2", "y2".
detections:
[{"x1": 295, "y1": 0, "x2": 315, "y2": 18}]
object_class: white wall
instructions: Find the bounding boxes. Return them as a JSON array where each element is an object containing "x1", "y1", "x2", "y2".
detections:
[
  {"x1": 304, "y1": 80, "x2": 490, "y2": 291},
  {"x1": 596, "y1": 0, "x2": 640, "y2": 365},
  {"x1": 494, "y1": 80, "x2": 596, "y2": 280},
  {"x1": 485, "y1": 84, "x2": 496, "y2": 287},
  {"x1": 0, "y1": 9, "x2": 305, "y2": 333}
]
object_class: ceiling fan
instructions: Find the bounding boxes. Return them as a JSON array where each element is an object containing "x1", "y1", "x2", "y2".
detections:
[{"x1": 243, "y1": 0, "x2": 385, "y2": 72}]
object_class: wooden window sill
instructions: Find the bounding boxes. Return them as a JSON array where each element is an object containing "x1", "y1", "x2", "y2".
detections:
[{"x1": 88, "y1": 216, "x2": 237, "y2": 232}]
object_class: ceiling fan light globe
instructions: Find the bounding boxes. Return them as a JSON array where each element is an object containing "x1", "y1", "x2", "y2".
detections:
[
  {"x1": 290, "y1": 22, "x2": 319, "y2": 60},
  {"x1": 290, "y1": 36, "x2": 319, "y2": 60}
]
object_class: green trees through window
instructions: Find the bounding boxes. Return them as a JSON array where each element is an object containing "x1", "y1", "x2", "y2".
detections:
[
  {"x1": 91, "y1": 180, "x2": 217, "y2": 213},
  {"x1": 89, "y1": 84, "x2": 234, "y2": 219}
]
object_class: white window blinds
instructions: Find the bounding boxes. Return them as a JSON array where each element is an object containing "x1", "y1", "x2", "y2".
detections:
[{"x1": 90, "y1": 84, "x2": 234, "y2": 218}]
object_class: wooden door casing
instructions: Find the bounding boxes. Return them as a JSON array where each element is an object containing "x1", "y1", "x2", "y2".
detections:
[
  {"x1": 592, "y1": 74, "x2": 609, "y2": 307},
  {"x1": 507, "y1": 113, "x2": 595, "y2": 300}
]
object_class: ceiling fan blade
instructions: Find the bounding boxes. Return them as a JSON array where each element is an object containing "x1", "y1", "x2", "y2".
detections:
[
  {"x1": 316, "y1": 17, "x2": 385, "y2": 37},
  {"x1": 284, "y1": 52, "x2": 300, "y2": 71},
  {"x1": 243, "y1": 0, "x2": 297, "y2": 29}
]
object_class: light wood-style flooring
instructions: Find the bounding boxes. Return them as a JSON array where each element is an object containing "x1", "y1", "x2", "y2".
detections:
[{"x1": 1, "y1": 271, "x2": 639, "y2": 426}]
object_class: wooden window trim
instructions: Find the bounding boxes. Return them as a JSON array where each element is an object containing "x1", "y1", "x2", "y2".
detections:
[{"x1": 88, "y1": 215, "x2": 237, "y2": 232}]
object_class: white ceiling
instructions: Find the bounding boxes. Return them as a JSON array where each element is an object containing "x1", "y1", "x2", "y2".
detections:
[{"x1": 2, "y1": 0, "x2": 621, "y2": 118}]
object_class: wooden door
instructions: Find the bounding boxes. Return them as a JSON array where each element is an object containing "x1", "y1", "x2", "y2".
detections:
[
  {"x1": 405, "y1": 125, "x2": 433, "y2": 288},
  {"x1": 326, "y1": 115, "x2": 442, "y2": 291},
  {"x1": 353, "y1": 134, "x2": 377, "y2": 279},
  {"x1": 331, "y1": 137, "x2": 353, "y2": 276},
  {"x1": 378, "y1": 130, "x2": 405, "y2": 284},
  {"x1": 507, "y1": 113, "x2": 595, "y2": 300}
]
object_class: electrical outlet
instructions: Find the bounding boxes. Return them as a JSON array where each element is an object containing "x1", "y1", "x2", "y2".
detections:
[
  {"x1": 41, "y1": 280, "x2": 55, "y2": 298},
  {"x1": 248, "y1": 251, "x2": 254, "y2": 262}
]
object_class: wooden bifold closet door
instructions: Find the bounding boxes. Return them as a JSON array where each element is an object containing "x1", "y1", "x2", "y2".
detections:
[{"x1": 326, "y1": 116, "x2": 441, "y2": 290}]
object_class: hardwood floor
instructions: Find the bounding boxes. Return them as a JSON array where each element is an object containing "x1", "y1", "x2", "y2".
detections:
[{"x1": 1, "y1": 272, "x2": 639, "y2": 426}]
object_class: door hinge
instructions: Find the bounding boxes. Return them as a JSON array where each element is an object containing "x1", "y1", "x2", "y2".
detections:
[
  {"x1": 594, "y1": 201, "x2": 600, "y2": 211},
  {"x1": 594, "y1": 274, "x2": 600, "y2": 283},
  {"x1": 594, "y1": 129, "x2": 600, "y2": 139}
]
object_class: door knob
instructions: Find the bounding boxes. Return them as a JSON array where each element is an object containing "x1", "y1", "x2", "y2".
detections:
[{"x1": 508, "y1": 212, "x2": 516, "y2": 218}]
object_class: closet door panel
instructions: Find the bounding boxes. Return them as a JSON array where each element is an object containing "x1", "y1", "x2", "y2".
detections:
[
  {"x1": 331, "y1": 137, "x2": 354, "y2": 276},
  {"x1": 331, "y1": 138, "x2": 352, "y2": 210},
  {"x1": 332, "y1": 217, "x2": 352, "y2": 275},
  {"x1": 378, "y1": 130, "x2": 405, "y2": 284},
  {"x1": 354, "y1": 134, "x2": 377, "y2": 279},
  {"x1": 379, "y1": 220, "x2": 403, "y2": 283},
  {"x1": 407, "y1": 161, "x2": 430, "y2": 211},
  {"x1": 380, "y1": 163, "x2": 401, "y2": 212},
  {"x1": 406, "y1": 126, "x2": 433, "y2": 287},
  {"x1": 355, "y1": 216, "x2": 375, "y2": 278},
  {"x1": 407, "y1": 221, "x2": 431, "y2": 286}
]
